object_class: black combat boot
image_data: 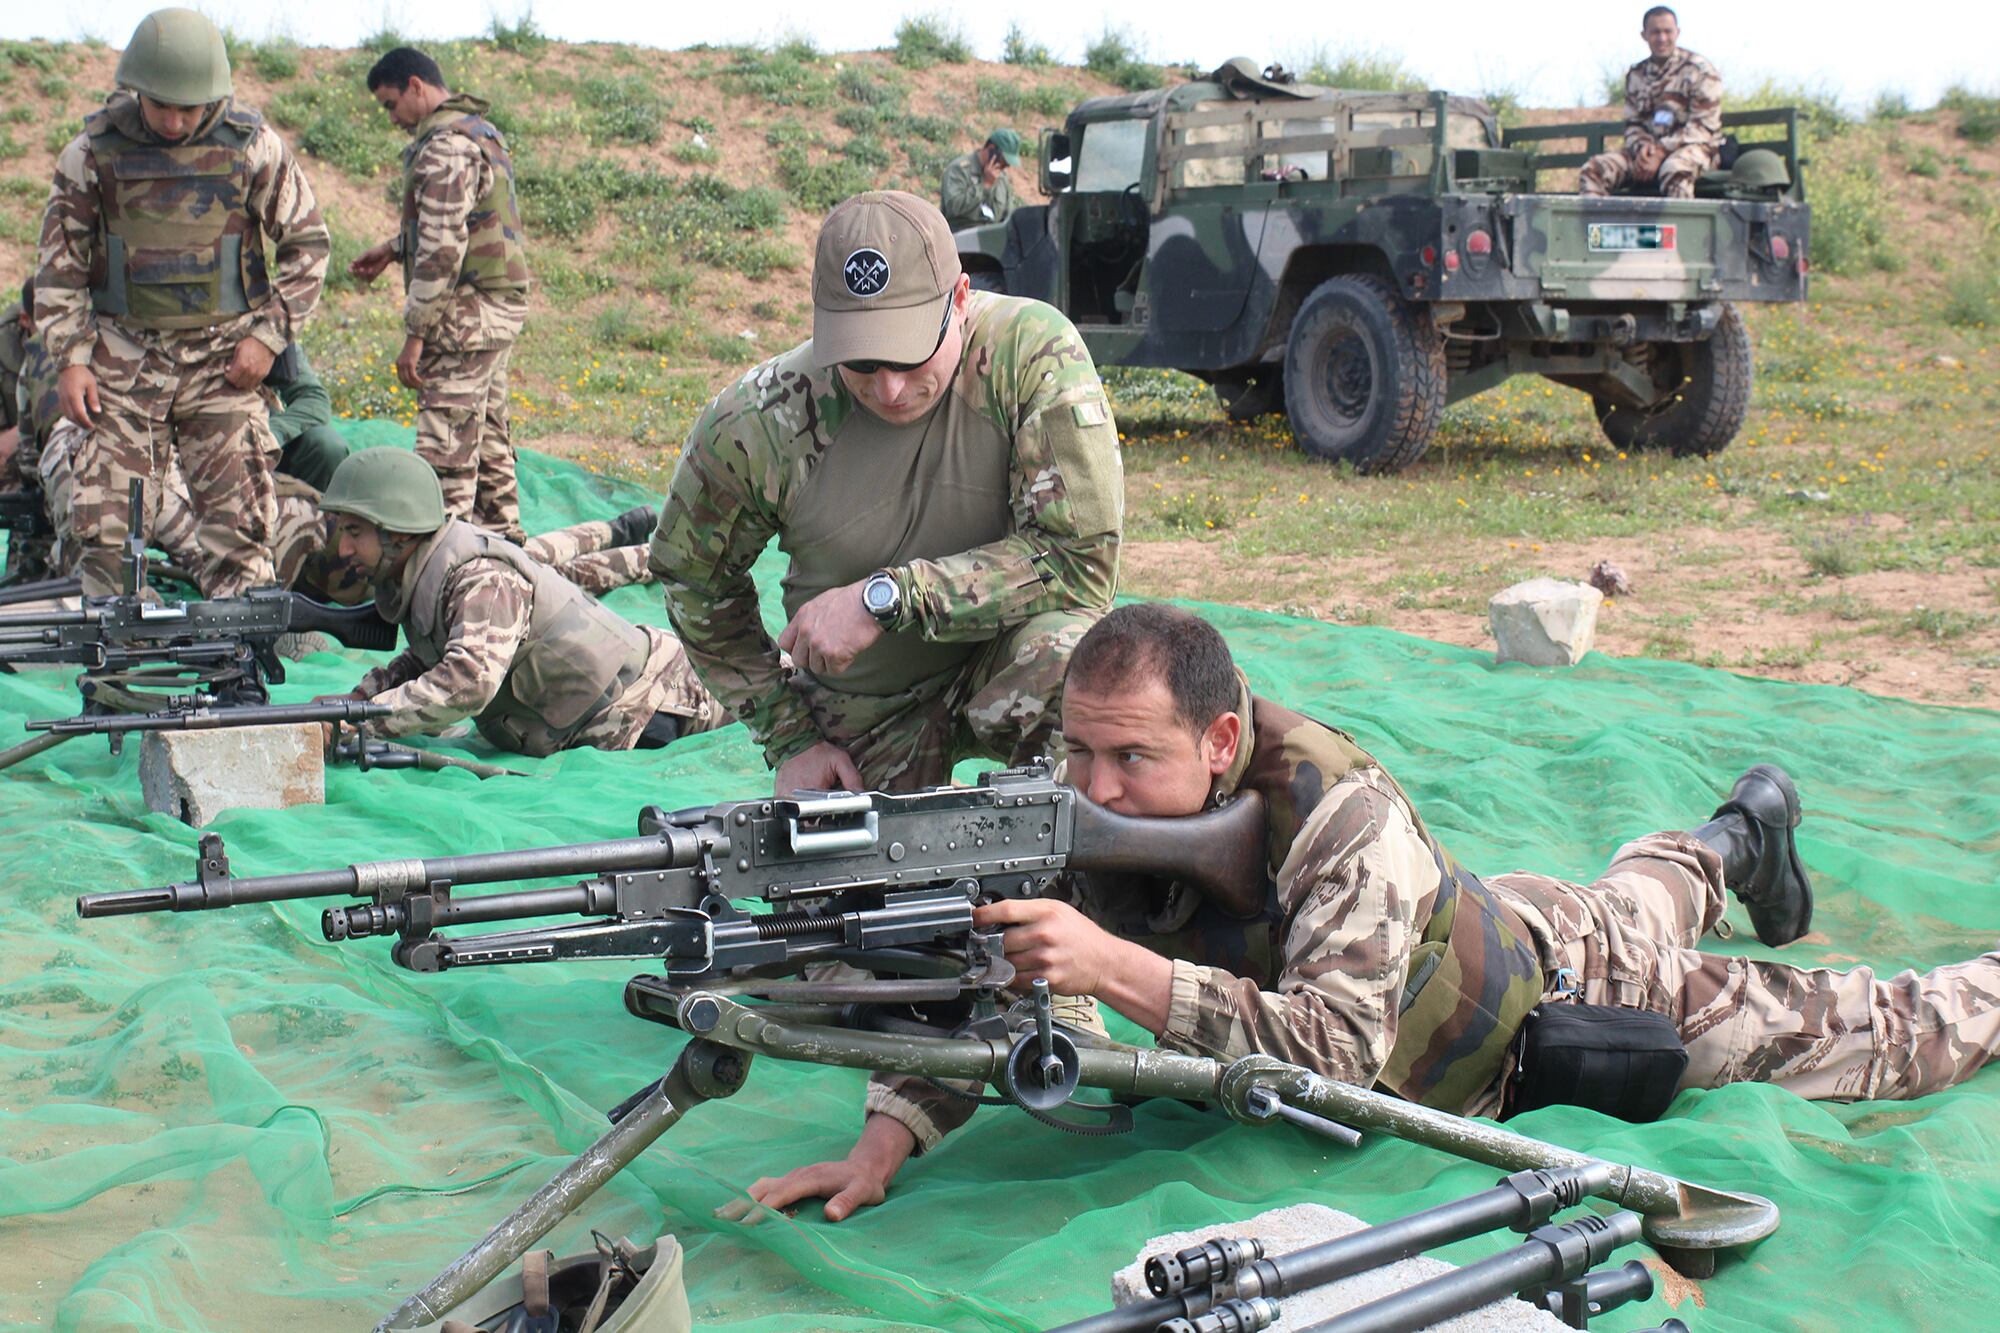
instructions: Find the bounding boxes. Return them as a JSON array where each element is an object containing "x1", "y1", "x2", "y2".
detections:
[
  {"x1": 1691, "y1": 764, "x2": 1813, "y2": 947},
  {"x1": 606, "y1": 505, "x2": 659, "y2": 549}
]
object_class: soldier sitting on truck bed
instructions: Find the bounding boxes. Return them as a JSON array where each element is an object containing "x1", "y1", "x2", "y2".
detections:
[{"x1": 1579, "y1": 5, "x2": 1723, "y2": 200}]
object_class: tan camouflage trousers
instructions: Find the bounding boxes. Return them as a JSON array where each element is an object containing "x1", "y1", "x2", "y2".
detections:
[
  {"x1": 1491, "y1": 832, "x2": 2000, "y2": 1103},
  {"x1": 793, "y1": 610, "x2": 1096, "y2": 793},
  {"x1": 1578, "y1": 145, "x2": 1715, "y2": 200},
  {"x1": 415, "y1": 339, "x2": 522, "y2": 542},
  {"x1": 522, "y1": 520, "x2": 653, "y2": 595},
  {"x1": 72, "y1": 322, "x2": 279, "y2": 597},
  {"x1": 569, "y1": 625, "x2": 732, "y2": 750},
  {"x1": 41, "y1": 423, "x2": 326, "y2": 592}
]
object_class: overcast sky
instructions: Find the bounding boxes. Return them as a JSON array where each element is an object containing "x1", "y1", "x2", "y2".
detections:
[{"x1": 18, "y1": 1, "x2": 1993, "y2": 112}]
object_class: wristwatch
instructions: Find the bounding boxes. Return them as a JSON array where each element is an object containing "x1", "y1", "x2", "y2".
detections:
[{"x1": 860, "y1": 570, "x2": 902, "y2": 627}]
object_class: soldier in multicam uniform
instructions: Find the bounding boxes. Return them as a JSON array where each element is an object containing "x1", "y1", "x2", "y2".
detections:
[
  {"x1": 1579, "y1": 6, "x2": 1723, "y2": 200},
  {"x1": 36, "y1": 7, "x2": 330, "y2": 599},
  {"x1": 649, "y1": 191, "x2": 1123, "y2": 798},
  {"x1": 938, "y1": 128, "x2": 1022, "y2": 232},
  {"x1": 349, "y1": 47, "x2": 531, "y2": 542},
  {"x1": 749, "y1": 603, "x2": 2000, "y2": 1221},
  {"x1": 316, "y1": 449, "x2": 727, "y2": 756}
]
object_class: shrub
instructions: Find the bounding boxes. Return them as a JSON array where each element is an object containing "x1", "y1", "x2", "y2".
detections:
[
  {"x1": 893, "y1": 14, "x2": 972, "y2": 70},
  {"x1": 838, "y1": 65, "x2": 903, "y2": 109},
  {"x1": 776, "y1": 142, "x2": 876, "y2": 213},
  {"x1": 1942, "y1": 267, "x2": 2000, "y2": 328},
  {"x1": 1810, "y1": 155, "x2": 1897, "y2": 275},
  {"x1": 244, "y1": 38, "x2": 300, "y2": 82},
  {"x1": 620, "y1": 177, "x2": 796, "y2": 278},
  {"x1": 1294, "y1": 45, "x2": 1424, "y2": 93},
  {"x1": 0, "y1": 127, "x2": 22, "y2": 161},
  {"x1": 1083, "y1": 30, "x2": 1161, "y2": 92},
  {"x1": 486, "y1": 13, "x2": 549, "y2": 56},
  {"x1": 977, "y1": 77, "x2": 1070, "y2": 119},
  {"x1": 580, "y1": 75, "x2": 669, "y2": 146},
  {"x1": 842, "y1": 134, "x2": 893, "y2": 171},
  {"x1": 1941, "y1": 85, "x2": 2000, "y2": 143},
  {"x1": 1002, "y1": 24, "x2": 1052, "y2": 68},
  {"x1": 721, "y1": 44, "x2": 836, "y2": 108},
  {"x1": 1869, "y1": 90, "x2": 1913, "y2": 121}
]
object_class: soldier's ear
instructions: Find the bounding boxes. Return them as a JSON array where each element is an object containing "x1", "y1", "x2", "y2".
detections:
[{"x1": 1200, "y1": 711, "x2": 1242, "y2": 776}]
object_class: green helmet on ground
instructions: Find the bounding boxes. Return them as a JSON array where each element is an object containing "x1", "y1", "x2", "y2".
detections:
[
  {"x1": 116, "y1": 8, "x2": 233, "y2": 106},
  {"x1": 1731, "y1": 148, "x2": 1791, "y2": 189},
  {"x1": 321, "y1": 449, "x2": 447, "y2": 535}
]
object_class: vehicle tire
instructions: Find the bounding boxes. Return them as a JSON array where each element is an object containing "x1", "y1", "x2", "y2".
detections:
[
  {"x1": 1282, "y1": 274, "x2": 1446, "y2": 473},
  {"x1": 967, "y1": 267, "x2": 1007, "y2": 294},
  {"x1": 1593, "y1": 303, "x2": 1753, "y2": 457},
  {"x1": 1214, "y1": 366, "x2": 1285, "y2": 421}
]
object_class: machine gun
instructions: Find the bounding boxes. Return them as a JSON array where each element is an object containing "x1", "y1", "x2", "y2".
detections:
[{"x1": 76, "y1": 764, "x2": 1781, "y2": 1330}]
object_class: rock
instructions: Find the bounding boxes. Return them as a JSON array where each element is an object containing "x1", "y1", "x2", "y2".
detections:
[
  {"x1": 139, "y1": 723, "x2": 325, "y2": 827},
  {"x1": 1587, "y1": 559, "x2": 1634, "y2": 598},
  {"x1": 1489, "y1": 578, "x2": 1603, "y2": 667},
  {"x1": 1108, "y1": 1203, "x2": 1571, "y2": 1331},
  {"x1": 691, "y1": 132, "x2": 708, "y2": 150},
  {"x1": 1933, "y1": 354, "x2": 1962, "y2": 370}
]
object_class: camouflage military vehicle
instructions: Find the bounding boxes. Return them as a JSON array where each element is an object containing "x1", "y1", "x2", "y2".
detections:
[{"x1": 957, "y1": 60, "x2": 1810, "y2": 472}]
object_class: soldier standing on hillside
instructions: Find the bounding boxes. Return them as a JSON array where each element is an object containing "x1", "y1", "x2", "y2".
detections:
[
  {"x1": 650, "y1": 191, "x2": 1122, "y2": 797},
  {"x1": 1579, "y1": 6, "x2": 1723, "y2": 200},
  {"x1": 939, "y1": 129, "x2": 1022, "y2": 231},
  {"x1": 36, "y1": 6, "x2": 330, "y2": 598},
  {"x1": 349, "y1": 46, "x2": 532, "y2": 543}
]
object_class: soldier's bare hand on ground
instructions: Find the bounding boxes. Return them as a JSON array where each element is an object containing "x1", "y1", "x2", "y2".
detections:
[
  {"x1": 57, "y1": 365, "x2": 100, "y2": 428},
  {"x1": 774, "y1": 740, "x2": 865, "y2": 796},
  {"x1": 778, "y1": 579, "x2": 884, "y2": 680},
  {"x1": 224, "y1": 337, "x2": 277, "y2": 391},
  {"x1": 726, "y1": 1115, "x2": 915, "y2": 1223},
  {"x1": 395, "y1": 335, "x2": 426, "y2": 390},
  {"x1": 349, "y1": 241, "x2": 395, "y2": 286}
]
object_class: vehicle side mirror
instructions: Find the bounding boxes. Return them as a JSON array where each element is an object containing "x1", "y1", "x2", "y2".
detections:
[{"x1": 1041, "y1": 129, "x2": 1073, "y2": 195}]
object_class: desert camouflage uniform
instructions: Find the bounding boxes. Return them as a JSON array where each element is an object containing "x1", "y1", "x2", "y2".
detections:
[
  {"x1": 355, "y1": 519, "x2": 725, "y2": 752},
  {"x1": 523, "y1": 520, "x2": 653, "y2": 595},
  {"x1": 1579, "y1": 49, "x2": 1724, "y2": 200},
  {"x1": 36, "y1": 92, "x2": 329, "y2": 598},
  {"x1": 650, "y1": 290, "x2": 1123, "y2": 793},
  {"x1": 938, "y1": 151, "x2": 1018, "y2": 232},
  {"x1": 871, "y1": 682, "x2": 2000, "y2": 1151},
  {"x1": 396, "y1": 95, "x2": 531, "y2": 541}
]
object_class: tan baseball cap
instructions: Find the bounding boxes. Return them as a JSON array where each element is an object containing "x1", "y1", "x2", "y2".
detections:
[{"x1": 811, "y1": 191, "x2": 963, "y2": 369}]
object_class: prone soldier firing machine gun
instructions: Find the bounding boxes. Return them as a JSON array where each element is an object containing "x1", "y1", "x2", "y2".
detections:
[
  {"x1": 79, "y1": 762, "x2": 1780, "y2": 1329},
  {"x1": 0, "y1": 482, "x2": 507, "y2": 778}
]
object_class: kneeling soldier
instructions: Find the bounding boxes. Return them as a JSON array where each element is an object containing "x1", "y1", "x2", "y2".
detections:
[{"x1": 318, "y1": 449, "x2": 727, "y2": 755}]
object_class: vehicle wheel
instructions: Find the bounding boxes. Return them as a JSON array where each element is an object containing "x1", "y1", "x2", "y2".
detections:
[
  {"x1": 1214, "y1": 366, "x2": 1285, "y2": 421},
  {"x1": 967, "y1": 268, "x2": 1006, "y2": 294},
  {"x1": 1593, "y1": 303, "x2": 1752, "y2": 457},
  {"x1": 1282, "y1": 273, "x2": 1446, "y2": 473}
]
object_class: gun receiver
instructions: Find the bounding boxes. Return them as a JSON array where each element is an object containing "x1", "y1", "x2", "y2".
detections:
[{"x1": 78, "y1": 762, "x2": 1267, "y2": 976}]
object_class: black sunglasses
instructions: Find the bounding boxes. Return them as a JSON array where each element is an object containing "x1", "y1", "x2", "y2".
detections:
[{"x1": 842, "y1": 300, "x2": 954, "y2": 376}]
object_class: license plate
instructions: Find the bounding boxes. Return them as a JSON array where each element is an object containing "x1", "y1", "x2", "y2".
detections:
[{"x1": 1588, "y1": 223, "x2": 1676, "y2": 252}]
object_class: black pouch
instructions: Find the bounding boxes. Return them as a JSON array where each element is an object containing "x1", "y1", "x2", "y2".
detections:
[{"x1": 1503, "y1": 1003, "x2": 1689, "y2": 1122}]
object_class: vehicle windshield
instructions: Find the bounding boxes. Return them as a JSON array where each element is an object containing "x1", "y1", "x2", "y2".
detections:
[{"x1": 1074, "y1": 118, "x2": 1150, "y2": 193}]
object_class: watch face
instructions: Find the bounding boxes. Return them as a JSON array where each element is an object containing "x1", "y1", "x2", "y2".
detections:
[{"x1": 863, "y1": 577, "x2": 896, "y2": 612}]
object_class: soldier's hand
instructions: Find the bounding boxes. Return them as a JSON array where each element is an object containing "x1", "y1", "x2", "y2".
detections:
[
  {"x1": 57, "y1": 365, "x2": 101, "y2": 428},
  {"x1": 728, "y1": 1115, "x2": 915, "y2": 1224},
  {"x1": 395, "y1": 336, "x2": 426, "y2": 390},
  {"x1": 774, "y1": 740, "x2": 865, "y2": 796},
  {"x1": 349, "y1": 241, "x2": 395, "y2": 285},
  {"x1": 975, "y1": 897, "x2": 1118, "y2": 996},
  {"x1": 225, "y1": 337, "x2": 277, "y2": 390},
  {"x1": 0, "y1": 425, "x2": 17, "y2": 476},
  {"x1": 778, "y1": 579, "x2": 884, "y2": 679},
  {"x1": 1631, "y1": 139, "x2": 1666, "y2": 182}
]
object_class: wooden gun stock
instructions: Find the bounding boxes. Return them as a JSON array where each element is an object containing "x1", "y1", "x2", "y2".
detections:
[{"x1": 1068, "y1": 790, "x2": 1269, "y2": 917}]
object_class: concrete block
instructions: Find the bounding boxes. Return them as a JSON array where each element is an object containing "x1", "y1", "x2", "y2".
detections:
[
  {"x1": 1110, "y1": 1202, "x2": 1572, "y2": 1331},
  {"x1": 139, "y1": 723, "x2": 325, "y2": 827},
  {"x1": 1489, "y1": 577, "x2": 1604, "y2": 667}
]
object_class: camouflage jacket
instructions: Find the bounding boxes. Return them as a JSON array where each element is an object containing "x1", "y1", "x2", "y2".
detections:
[
  {"x1": 939, "y1": 151, "x2": 1018, "y2": 231},
  {"x1": 36, "y1": 93, "x2": 329, "y2": 369},
  {"x1": 1620, "y1": 49, "x2": 1723, "y2": 155},
  {"x1": 649, "y1": 291, "x2": 1123, "y2": 767},
  {"x1": 867, "y1": 679, "x2": 1545, "y2": 1152},
  {"x1": 264, "y1": 351, "x2": 331, "y2": 449},
  {"x1": 396, "y1": 95, "x2": 531, "y2": 344},
  {"x1": 0, "y1": 305, "x2": 22, "y2": 432},
  {"x1": 13, "y1": 330, "x2": 60, "y2": 469}
]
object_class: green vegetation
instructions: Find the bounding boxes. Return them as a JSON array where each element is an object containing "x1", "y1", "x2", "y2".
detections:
[
  {"x1": 486, "y1": 13, "x2": 550, "y2": 56},
  {"x1": 1083, "y1": 30, "x2": 1161, "y2": 93},
  {"x1": 977, "y1": 77, "x2": 1072, "y2": 119},
  {"x1": 893, "y1": 14, "x2": 972, "y2": 69},
  {"x1": 1003, "y1": 24, "x2": 1053, "y2": 68},
  {"x1": 719, "y1": 39, "x2": 835, "y2": 108},
  {"x1": 268, "y1": 79, "x2": 402, "y2": 178},
  {"x1": 249, "y1": 38, "x2": 302, "y2": 82},
  {"x1": 1295, "y1": 45, "x2": 1425, "y2": 93},
  {"x1": 1942, "y1": 87, "x2": 2000, "y2": 145},
  {"x1": 579, "y1": 74, "x2": 669, "y2": 145}
]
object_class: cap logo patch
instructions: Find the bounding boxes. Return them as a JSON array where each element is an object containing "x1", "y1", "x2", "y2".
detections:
[{"x1": 844, "y1": 248, "x2": 891, "y2": 298}]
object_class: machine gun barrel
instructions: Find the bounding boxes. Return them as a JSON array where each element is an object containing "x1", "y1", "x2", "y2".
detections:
[
  {"x1": 30, "y1": 700, "x2": 392, "y2": 736},
  {"x1": 76, "y1": 828, "x2": 709, "y2": 919}
]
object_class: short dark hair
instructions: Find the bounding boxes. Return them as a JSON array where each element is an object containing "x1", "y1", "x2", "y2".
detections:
[
  {"x1": 1642, "y1": 5, "x2": 1678, "y2": 25},
  {"x1": 1066, "y1": 603, "x2": 1239, "y2": 737},
  {"x1": 366, "y1": 47, "x2": 446, "y2": 94}
]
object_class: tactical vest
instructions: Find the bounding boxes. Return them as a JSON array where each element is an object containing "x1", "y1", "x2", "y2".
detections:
[
  {"x1": 85, "y1": 96, "x2": 270, "y2": 330},
  {"x1": 1084, "y1": 693, "x2": 1544, "y2": 1116},
  {"x1": 400, "y1": 98, "x2": 531, "y2": 296},
  {"x1": 386, "y1": 521, "x2": 651, "y2": 757}
]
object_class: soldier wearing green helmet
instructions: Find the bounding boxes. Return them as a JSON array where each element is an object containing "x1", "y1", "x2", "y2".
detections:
[
  {"x1": 35, "y1": 6, "x2": 331, "y2": 600},
  {"x1": 939, "y1": 127, "x2": 1022, "y2": 231},
  {"x1": 317, "y1": 449, "x2": 727, "y2": 757}
]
